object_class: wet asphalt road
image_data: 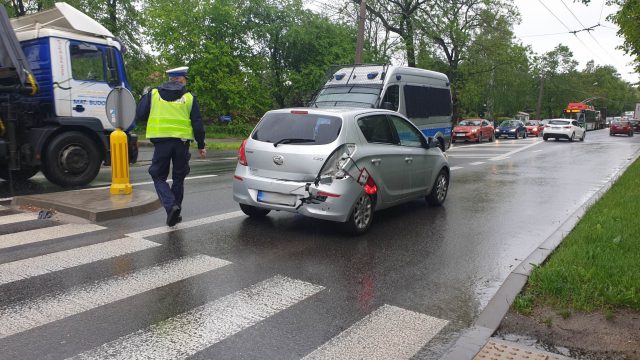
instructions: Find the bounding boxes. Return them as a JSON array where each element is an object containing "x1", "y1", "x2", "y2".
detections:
[{"x1": 0, "y1": 129, "x2": 638, "y2": 359}]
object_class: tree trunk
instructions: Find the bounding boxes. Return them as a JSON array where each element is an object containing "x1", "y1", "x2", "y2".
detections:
[
  {"x1": 536, "y1": 75, "x2": 545, "y2": 119},
  {"x1": 404, "y1": 16, "x2": 416, "y2": 67}
]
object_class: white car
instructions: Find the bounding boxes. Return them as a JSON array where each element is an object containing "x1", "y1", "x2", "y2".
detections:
[
  {"x1": 542, "y1": 119, "x2": 586, "y2": 142},
  {"x1": 232, "y1": 107, "x2": 450, "y2": 234}
]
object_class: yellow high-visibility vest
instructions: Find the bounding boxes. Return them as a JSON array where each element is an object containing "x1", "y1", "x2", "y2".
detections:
[{"x1": 146, "y1": 89, "x2": 194, "y2": 140}]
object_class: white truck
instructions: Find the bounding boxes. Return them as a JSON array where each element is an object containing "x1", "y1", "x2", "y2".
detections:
[
  {"x1": 0, "y1": 2, "x2": 137, "y2": 187},
  {"x1": 310, "y1": 64, "x2": 453, "y2": 151}
]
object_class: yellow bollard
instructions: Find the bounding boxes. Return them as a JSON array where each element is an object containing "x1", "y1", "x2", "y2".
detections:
[{"x1": 110, "y1": 128, "x2": 132, "y2": 195}]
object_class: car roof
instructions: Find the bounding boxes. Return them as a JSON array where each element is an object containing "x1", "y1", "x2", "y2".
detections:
[{"x1": 266, "y1": 107, "x2": 402, "y2": 118}]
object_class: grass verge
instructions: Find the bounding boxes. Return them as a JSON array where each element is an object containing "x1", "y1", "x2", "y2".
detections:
[{"x1": 515, "y1": 157, "x2": 640, "y2": 314}]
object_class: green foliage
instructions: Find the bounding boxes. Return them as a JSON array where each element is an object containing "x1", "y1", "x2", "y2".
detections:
[{"x1": 523, "y1": 157, "x2": 640, "y2": 312}]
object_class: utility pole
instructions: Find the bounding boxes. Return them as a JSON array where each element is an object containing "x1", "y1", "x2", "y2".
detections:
[
  {"x1": 355, "y1": 0, "x2": 366, "y2": 64},
  {"x1": 535, "y1": 75, "x2": 545, "y2": 120}
]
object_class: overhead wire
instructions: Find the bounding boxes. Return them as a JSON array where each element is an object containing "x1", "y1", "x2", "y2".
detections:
[
  {"x1": 536, "y1": 0, "x2": 605, "y2": 63},
  {"x1": 559, "y1": 0, "x2": 613, "y2": 62}
]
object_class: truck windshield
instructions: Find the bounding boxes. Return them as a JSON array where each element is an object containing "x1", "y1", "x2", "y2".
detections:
[{"x1": 312, "y1": 85, "x2": 382, "y2": 108}]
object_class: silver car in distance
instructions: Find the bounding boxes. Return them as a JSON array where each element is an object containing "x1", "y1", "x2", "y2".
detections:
[{"x1": 233, "y1": 108, "x2": 450, "y2": 234}]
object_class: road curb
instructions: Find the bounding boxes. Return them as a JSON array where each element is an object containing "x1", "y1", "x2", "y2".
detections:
[{"x1": 442, "y1": 146, "x2": 640, "y2": 359}]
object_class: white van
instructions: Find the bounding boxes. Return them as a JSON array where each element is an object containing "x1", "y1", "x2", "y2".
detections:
[{"x1": 310, "y1": 65, "x2": 453, "y2": 151}]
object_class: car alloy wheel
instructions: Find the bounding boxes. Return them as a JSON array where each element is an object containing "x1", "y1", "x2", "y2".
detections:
[
  {"x1": 569, "y1": 132, "x2": 575, "y2": 142},
  {"x1": 426, "y1": 169, "x2": 449, "y2": 206},
  {"x1": 345, "y1": 193, "x2": 374, "y2": 235}
]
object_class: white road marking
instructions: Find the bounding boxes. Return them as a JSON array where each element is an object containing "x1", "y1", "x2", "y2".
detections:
[
  {"x1": 82, "y1": 174, "x2": 219, "y2": 191},
  {"x1": 490, "y1": 140, "x2": 542, "y2": 161},
  {"x1": 69, "y1": 276, "x2": 324, "y2": 360},
  {"x1": 126, "y1": 210, "x2": 244, "y2": 239},
  {"x1": 303, "y1": 304, "x2": 448, "y2": 360},
  {"x1": 470, "y1": 162, "x2": 485, "y2": 166},
  {"x1": 450, "y1": 166, "x2": 463, "y2": 171},
  {"x1": 0, "y1": 238, "x2": 161, "y2": 285},
  {"x1": 0, "y1": 254, "x2": 230, "y2": 339},
  {"x1": 0, "y1": 213, "x2": 37, "y2": 225},
  {"x1": 533, "y1": 150, "x2": 543, "y2": 153},
  {"x1": 0, "y1": 224, "x2": 105, "y2": 250}
]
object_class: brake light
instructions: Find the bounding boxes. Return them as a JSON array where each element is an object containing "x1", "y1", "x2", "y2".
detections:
[
  {"x1": 364, "y1": 176, "x2": 377, "y2": 195},
  {"x1": 290, "y1": 110, "x2": 308, "y2": 115},
  {"x1": 238, "y1": 139, "x2": 248, "y2": 166}
]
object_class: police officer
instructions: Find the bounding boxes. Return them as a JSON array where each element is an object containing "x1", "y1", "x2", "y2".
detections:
[{"x1": 135, "y1": 66, "x2": 206, "y2": 226}]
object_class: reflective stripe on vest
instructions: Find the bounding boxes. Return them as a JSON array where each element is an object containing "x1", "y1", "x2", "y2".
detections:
[{"x1": 146, "y1": 89, "x2": 195, "y2": 140}]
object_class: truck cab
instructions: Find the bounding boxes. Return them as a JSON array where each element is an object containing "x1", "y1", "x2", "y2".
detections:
[{"x1": 0, "y1": 2, "x2": 137, "y2": 187}]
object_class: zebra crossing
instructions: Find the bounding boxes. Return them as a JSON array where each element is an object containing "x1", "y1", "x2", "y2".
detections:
[
  {"x1": 447, "y1": 137, "x2": 543, "y2": 161},
  {"x1": 0, "y1": 208, "x2": 451, "y2": 359}
]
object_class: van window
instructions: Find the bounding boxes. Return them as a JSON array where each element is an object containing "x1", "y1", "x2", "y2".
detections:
[
  {"x1": 252, "y1": 113, "x2": 342, "y2": 145},
  {"x1": 313, "y1": 86, "x2": 382, "y2": 108},
  {"x1": 404, "y1": 85, "x2": 452, "y2": 118},
  {"x1": 380, "y1": 85, "x2": 399, "y2": 111},
  {"x1": 358, "y1": 115, "x2": 397, "y2": 145}
]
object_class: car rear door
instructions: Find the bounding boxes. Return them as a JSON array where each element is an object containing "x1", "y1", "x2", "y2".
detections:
[{"x1": 356, "y1": 114, "x2": 409, "y2": 203}]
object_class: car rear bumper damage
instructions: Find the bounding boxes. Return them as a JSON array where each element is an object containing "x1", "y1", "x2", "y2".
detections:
[{"x1": 232, "y1": 165, "x2": 363, "y2": 223}]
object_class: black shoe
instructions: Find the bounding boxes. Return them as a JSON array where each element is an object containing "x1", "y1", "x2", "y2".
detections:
[
  {"x1": 176, "y1": 215, "x2": 183, "y2": 224},
  {"x1": 166, "y1": 205, "x2": 181, "y2": 227}
]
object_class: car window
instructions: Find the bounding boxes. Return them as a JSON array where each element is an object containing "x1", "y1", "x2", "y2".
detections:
[
  {"x1": 572, "y1": 121, "x2": 580, "y2": 127},
  {"x1": 482, "y1": 120, "x2": 490, "y2": 126},
  {"x1": 549, "y1": 120, "x2": 570, "y2": 125},
  {"x1": 388, "y1": 115, "x2": 423, "y2": 148},
  {"x1": 252, "y1": 112, "x2": 342, "y2": 145},
  {"x1": 380, "y1": 85, "x2": 399, "y2": 111},
  {"x1": 358, "y1": 115, "x2": 398, "y2": 145}
]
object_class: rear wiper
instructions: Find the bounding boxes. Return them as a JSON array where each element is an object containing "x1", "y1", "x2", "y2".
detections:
[{"x1": 273, "y1": 138, "x2": 315, "y2": 147}]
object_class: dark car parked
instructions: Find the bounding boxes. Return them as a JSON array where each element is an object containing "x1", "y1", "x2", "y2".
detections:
[
  {"x1": 495, "y1": 120, "x2": 527, "y2": 139},
  {"x1": 630, "y1": 120, "x2": 640, "y2": 133},
  {"x1": 610, "y1": 120, "x2": 634, "y2": 137}
]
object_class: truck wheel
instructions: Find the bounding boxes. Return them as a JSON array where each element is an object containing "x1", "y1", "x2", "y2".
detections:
[
  {"x1": 0, "y1": 166, "x2": 40, "y2": 181},
  {"x1": 42, "y1": 132, "x2": 102, "y2": 187}
]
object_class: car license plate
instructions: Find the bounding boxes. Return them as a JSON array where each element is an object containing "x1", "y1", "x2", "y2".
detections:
[
  {"x1": 257, "y1": 190, "x2": 296, "y2": 206},
  {"x1": 552, "y1": 126, "x2": 560, "y2": 129},
  {"x1": 456, "y1": 133, "x2": 466, "y2": 137}
]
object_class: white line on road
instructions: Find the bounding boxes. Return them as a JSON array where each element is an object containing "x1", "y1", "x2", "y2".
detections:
[
  {"x1": 0, "y1": 213, "x2": 37, "y2": 225},
  {"x1": 83, "y1": 174, "x2": 220, "y2": 191},
  {"x1": 533, "y1": 150, "x2": 543, "y2": 153},
  {"x1": 450, "y1": 166, "x2": 464, "y2": 171},
  {"x1": 490, "y1": 140, "x2": 542, "y2": 161},
  {"x1": 470, "y1": 162, "x2": 486, "y2": 166},
  {"x1": 0, "y1": 238, "x2": 161, "y2": 285},
  {"x1": 0, "y1": 254, "x2": 230, "y2": 339},
  {"x1": 0, "y1": 224, "x2": 105, "y2": 250},
  {"x1": 302, "y1": 304, "x2": 449, "y2": 360},
  {"x1": 69, "y1": 275, "x2": 324, "y2": 360},
  {"x1": 126, "y1": 210, "x2": 244, "y2": 239}
]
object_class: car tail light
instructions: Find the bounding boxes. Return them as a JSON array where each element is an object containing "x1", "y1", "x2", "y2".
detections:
[
  {"x1": 290, "y1": 110, "x2": 308, "y2": 115},
  {"x1": 364, "y1": 176, "x2": 377, "y2": 195},
  {"x1": 238, "y1": 139, "x2": 248, "y2": 166}
]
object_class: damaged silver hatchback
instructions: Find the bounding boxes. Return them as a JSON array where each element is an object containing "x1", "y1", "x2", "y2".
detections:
[{"x1": 232, "y1": 108, "x2": 450, "y2": 234}]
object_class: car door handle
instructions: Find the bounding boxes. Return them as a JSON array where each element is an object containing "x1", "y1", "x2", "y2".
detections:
[
  {"x1": 405, "y1": 157, "x2": 413, "y2": 163},
  {"x1": 371, "y1": 158, "x2": 382, "y2": 165}
]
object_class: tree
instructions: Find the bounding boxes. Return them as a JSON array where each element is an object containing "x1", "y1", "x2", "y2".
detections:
[{"x1": 351, "y1": 0, "x2": 427, "y2": 67}]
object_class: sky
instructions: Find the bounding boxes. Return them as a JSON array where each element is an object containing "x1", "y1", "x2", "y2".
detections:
[
  {"x1": 515, "y1": 0, "x2": 637, "y2": 83},
  {"x1": 305, "y1": 0, "x2": 638, "y2": 84}
]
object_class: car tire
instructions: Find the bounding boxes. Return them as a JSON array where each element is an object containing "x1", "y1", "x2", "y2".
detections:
[
  {"x1": 239, "y1": 203, "x2": 271, "y2": 217},
  {"x1": 514, "y1": 132, "x2": 518, "y2": 139},
  {"x1": 610, "y1": 132, "x2": 614, "y2": 136},
  {"x1": 477, "y1": 133, "x2": 482, "y2": 143},
  {"x1": 630, "y1": 131, "x2": 634, "y2": 137},
  {"x1": 569, "y1": 132, "x2": 575, "y2": 142},
  {"x1": 0, "y1": 166, "x2": 40, "y2": 182},
  {"x1": 581, "y1": 131, "x2": 586, "y2": 141},
  {"x1": 344, "y1": 193, "x2": 374, "y2": 235},
  {"x1": 41, "y1": 131, "x2": 102, "y2": 187},
  {"x1": 543, "y1": 135, "x2": 548, "y2": 141},
  {"x1": 426, "y1": 169, "x2": 449, "y2": 206}
]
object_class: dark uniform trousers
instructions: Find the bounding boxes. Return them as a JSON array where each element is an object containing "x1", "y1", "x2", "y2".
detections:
[{"x1": 148, "y1": 139, "x2": 191, "y2": 214}]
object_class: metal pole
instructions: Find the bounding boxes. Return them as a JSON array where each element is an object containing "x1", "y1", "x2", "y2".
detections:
[{"x1": 355, "y1": 0, "x2": 366, "y2": 64}]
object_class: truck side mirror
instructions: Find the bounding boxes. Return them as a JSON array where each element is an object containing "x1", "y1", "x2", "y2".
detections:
[{"x1": 106, "y1": 47, "x2": 120, "y2": 88}]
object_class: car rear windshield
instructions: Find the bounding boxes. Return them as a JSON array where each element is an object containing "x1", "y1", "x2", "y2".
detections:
[
  {"x1": 548, "y1": 120, "x2": 570, "y2": 125},
  {"x1": 252, "y1": 112, "x2": 342, "y2": 145}
]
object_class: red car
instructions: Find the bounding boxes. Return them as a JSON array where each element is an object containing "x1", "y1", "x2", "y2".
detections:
[
  {"x1": 610, "y1": 120, "x2": 634, "y2": 136},
  {"x1": 525, "y1": 120, "x2": 544, "y2": 137},
  {"x1": 452, "y1": 119, "x2": 495, "y2": 143}
]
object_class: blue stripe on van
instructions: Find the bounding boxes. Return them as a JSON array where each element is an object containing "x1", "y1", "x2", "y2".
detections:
[{"x1": 420, "y1": 127, "x2": 451, "y2": 137}]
